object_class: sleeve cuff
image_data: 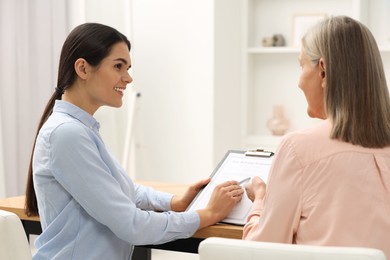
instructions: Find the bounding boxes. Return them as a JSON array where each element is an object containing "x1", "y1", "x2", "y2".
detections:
[{"x1": 246, "y1": 198, "x2": 264, "y2": 221}]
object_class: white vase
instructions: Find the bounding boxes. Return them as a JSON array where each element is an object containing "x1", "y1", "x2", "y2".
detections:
[{"x1": 267, "y1": 105, "x2": 290, "y2": 136}]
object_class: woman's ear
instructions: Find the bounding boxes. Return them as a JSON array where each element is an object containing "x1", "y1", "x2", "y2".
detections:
[
  {"x1": 319, "y1": 58, "x2": 326, "y2": 79},
  {"x1": 319, "y1": 58, "x2": 326, "y2": 88},
  {"x1": 74, "y1": 58, "x2": 88, "y2": 80}
]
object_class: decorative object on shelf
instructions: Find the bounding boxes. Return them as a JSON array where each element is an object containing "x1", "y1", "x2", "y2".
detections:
[
  {"x1": 273, "y1": 34, "x2": 285, "y2": 46},
  {"x1": 267, "y1": 105, "x2": 290, "y2": 136},
  {"x1": 292, "y1": 13, "x2": 326, "y2": 47},
  {"x1": 261, "y1": 34, "x2": 285, "y2": 47},
  {"x1": 262, "y1": 37, "x2": 273, "y2": 47}
]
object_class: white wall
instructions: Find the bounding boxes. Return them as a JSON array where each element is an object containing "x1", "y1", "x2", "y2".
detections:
[
  {"x1": 213, "y1": 0, "x2": 242, "y2": 160},
  {"x1": 131, "y1": 0, "x2": 215, "y2": 183}
]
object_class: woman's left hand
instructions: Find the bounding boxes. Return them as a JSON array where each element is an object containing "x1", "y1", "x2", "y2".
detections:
[{"x1": 171, "y1": 178, "x2": 211, "y2": 212}]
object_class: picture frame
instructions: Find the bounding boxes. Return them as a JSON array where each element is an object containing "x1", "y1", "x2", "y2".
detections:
[{"x1": 292, "y1": 13, "x2": 327, "y2": 47}]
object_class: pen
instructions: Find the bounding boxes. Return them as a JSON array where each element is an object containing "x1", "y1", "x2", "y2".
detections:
[{"x1": 238, "y1": 177, "x2": 251, "y2": 186}]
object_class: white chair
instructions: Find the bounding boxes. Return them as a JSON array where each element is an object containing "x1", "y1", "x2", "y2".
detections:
[
  {"x1": 198, "y1": 237, "x2": 387, "y2": 260},
  {"x1": 0, "y1": 209, "x2": 32, "y2": 260}
]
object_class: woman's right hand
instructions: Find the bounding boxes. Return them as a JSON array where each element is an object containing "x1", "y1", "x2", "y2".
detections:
[
  {"x1": 245, "y1": 176, "x2": 266, "y2": 202},
  {"x1": 196, "y1": 181, "x2": 243, "y2": 229}
]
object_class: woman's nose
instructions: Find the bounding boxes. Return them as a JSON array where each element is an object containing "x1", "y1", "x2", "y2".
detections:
[{"x1": 123, "y1": 71, "x2": 133, "y2": 84}]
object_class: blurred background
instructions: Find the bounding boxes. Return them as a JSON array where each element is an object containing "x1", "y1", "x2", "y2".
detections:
[{"x1": 1, "y1": 0, "x2": 389, "y2": 199}]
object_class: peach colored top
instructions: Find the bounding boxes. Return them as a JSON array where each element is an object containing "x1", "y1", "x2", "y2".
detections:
[{"x1": 243, "y1": 120, "x2": 390, "y2": 258}]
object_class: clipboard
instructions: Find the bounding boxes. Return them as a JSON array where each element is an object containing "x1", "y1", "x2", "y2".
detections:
[{"x1": 186, "y1": 149, "x2": 274, "y2": 225}]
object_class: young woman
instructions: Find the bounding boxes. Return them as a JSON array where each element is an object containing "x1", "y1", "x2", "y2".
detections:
[
  {"x1": 243, "y1": 15, "x2": 390, "y2": 258},
  {"x1": 25, "y1": 23, "x2": 243, "y2": 259}
]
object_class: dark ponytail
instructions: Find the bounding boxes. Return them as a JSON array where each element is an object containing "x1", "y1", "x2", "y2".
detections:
[{"x1": 25, "y1": 23, "x2": 130, "y2": 216}]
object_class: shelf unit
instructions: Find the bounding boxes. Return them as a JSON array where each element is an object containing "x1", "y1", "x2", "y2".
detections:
[{"x1": 240, "y1": 0, "x2": 390, "y2": 151}]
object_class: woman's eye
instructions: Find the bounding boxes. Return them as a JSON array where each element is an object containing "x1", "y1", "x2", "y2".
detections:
[{"x1": 114, "y1": 64, "x2": 122, "y2": 70}]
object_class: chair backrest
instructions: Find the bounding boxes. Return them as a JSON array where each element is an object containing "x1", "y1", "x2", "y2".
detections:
[
  {"x1": 0, "y1": 209, "x2": 32, "y2": 260},
  {"x1": 198, "y1": 237, "x2": 387, "y2": 260}
]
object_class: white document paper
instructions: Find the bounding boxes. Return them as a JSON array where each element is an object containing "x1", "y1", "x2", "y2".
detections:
[{"x1": 186, "y1": 150, "x2": 273, "y2": 225}]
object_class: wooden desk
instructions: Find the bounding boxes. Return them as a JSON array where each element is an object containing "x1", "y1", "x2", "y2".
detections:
[{"x1": 0, "y1": 181, "x2": 243, "y2": 259}]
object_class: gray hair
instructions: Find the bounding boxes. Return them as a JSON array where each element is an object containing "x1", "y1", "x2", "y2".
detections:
[{"x1": 302, "y1": 16, "x2": 390, "y2": 148}]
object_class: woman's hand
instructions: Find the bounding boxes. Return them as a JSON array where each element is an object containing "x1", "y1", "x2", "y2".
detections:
[
  {"x1": 197, "y1": 181, "x2": 244, "y2": 229},
  {"x1": 245, "y1": 176, "x2": 266, "y2": 202},
  {"x1": 171, "y1": 178, "x2": 211, "y2": 212}
]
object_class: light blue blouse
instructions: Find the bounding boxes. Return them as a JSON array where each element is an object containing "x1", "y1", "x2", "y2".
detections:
[{"x1": 32, "y1": 100, "x2": 200, "y2": 259}]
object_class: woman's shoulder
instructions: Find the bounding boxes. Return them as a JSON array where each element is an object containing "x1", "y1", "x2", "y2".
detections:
[
  {"x1": 279, "y1": 120, "x2": 390, "y2": 165},
  {"x1": 41, "y1": 115, "x2": 90, "y2": 143},
  {"x1": 278, "y1": 120, "x2": 337, "y2": 165},
  {"x1": 280, "y1": 120, "x2": 329, "y2": 146}
]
